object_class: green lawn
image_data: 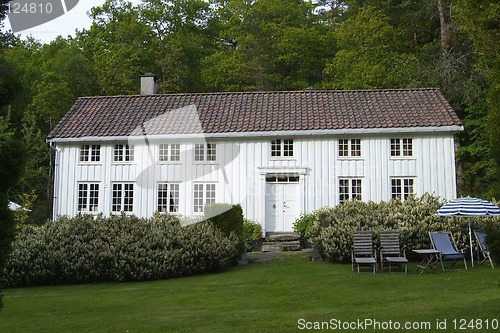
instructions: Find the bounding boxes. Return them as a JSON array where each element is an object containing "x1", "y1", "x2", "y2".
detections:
[{"x1": 1, "y1": 252, "x2": 499, "y2": 333}]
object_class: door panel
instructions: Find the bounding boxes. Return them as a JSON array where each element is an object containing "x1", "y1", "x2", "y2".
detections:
[
  {"x1": 265, "y1": 184, "x2": 281, "y2": 232},
  {"x1": 265, "y1": 183, "x2": 300, "y2": 232},
  {"x1": 283, "y1": 183, "x2": 299, "y2": 231}
]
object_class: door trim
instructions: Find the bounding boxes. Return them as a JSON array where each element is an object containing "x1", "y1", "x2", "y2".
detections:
[{"x1": 258, "y1": 167, "x2": 307, "y2": 235}]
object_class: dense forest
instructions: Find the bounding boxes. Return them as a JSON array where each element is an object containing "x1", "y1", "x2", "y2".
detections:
[{"x1": 0, "y1": 0, "x2": 499, "y2": 224}]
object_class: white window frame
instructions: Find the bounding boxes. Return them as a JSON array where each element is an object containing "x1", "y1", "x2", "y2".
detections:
[
  {"x1": 270, "y1": 139, "x2": 294, "y2": 159},
  {"x1": 390, "y1": 138, "x2": 413, "y2": 157},
  {"x1": 111, "y1": 183, "x2": 134, "y2": 213},
  {"x1": 391, "y1": 177, "x2": 415, "y2": 201},
  {"x1": 77, "y1": 183, "x2": 100, "y2": 213},
  {"x1": 338, "y1": 178, "x2": 362, "y2": 203},
  {"x1": 194, "y1": 143, "x2": 217, "y2": 163},
  {"x1": 338, "y1": 139, "x2": 361, "y2": 158},
  {"x1": 113, "y1": 144, "x2": 134, "y2": 163},
  {"x1": 157, "y1": 183, "x2": 180, "y2": 214},
  {"x1": 193, "y1": 183, "x2": 216, "y2": 213},
  {"x1": 79, "y1": 144, "x2": 101, "y2": 163},
  {"x1": 159, "y1": 143, "x2": 181, "y2": 163}
]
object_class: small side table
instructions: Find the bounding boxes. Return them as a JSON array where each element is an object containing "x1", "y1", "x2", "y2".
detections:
[{"x1": 413, "y1": 249, "x2": 443, "y2": 274}]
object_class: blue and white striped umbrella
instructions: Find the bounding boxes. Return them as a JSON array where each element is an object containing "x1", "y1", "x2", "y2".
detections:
[
  {"x1": 436, "y1": 197, "x2": 500, "y2": 267},
  {"x1": 436, "y1": 197, "x2": 500, "y2": 217}
]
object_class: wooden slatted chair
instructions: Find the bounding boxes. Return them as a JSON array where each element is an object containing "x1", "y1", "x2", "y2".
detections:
[
  {"x1": 351, "y1": 231, "x2": 377, "y2": 274},
  {"x1": 474, "y1": 229, "x2": 494, "y2": 269},
  {"x1": 379, "y1": 230, "x2": 408, "y2": 274},
  {"x1": 429, "y1": 231, "x2": 468, "y2": 270}
]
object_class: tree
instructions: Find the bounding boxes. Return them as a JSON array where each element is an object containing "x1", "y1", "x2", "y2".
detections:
[
  {"x1": 0, "y1": 117, "x2": 26, "y2": 310},
  {"x1": 82, "y1": 0, "x2": 156, "y2": 95},
  {"x1": 2, "y1": 36, "x2": 91, "y2": 225},
  {"x1": 204, "y1": 0, "x2": 330, "y2": 91},
  {"x1": 454, "y1": 0, "x2": 500, "y2": 198},
  {"x1": 38, "y1": 37, "x2": 97, "y2": 97},
  {"x1": 323, "y1": 6, "x2": 418, "y2": 89},
  {"x1": 1, "y1": 4, "x2": 26, "y2": 310},
  {"x1": 139, "y1": 0, "x2": 217, "y2": 92}
]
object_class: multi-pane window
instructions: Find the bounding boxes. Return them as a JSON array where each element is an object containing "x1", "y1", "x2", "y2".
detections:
[
  {"x1": 270, "y1": 139, "x2": 294, "y2": 158},
  {"x1": 339, "y1": 178, "x2": 362, "y2": 203},
  {"x1": 114, "y1": 144, "x2": 134, "y2": 162},
  {"x1": 390, "y1": 138, "x2": 413, "y2": 157},
  {"x1": 207, "y1": 144, "x2": 216, "y2": 161},
  {"x1": 157, "y1": 183, "x2": 179, "y2": 213},
  {"x1": 194, "y1": 143, "x2": 216, "y2": 162},
  {"x1": 112, "y1": 183, "x2": 134, "y2": 213},
  {"x1": 391, "y1": 178, "x2": 414, "y2": 200},
  {"x1": 78, "y1": 183, "x2": 99, "y2": 212},
  {"x1": 195, "y1": 144, "x2": 204, "y2": 161},
  {"x1": 159, "y1": 144, "x2": 180, "y2": 162},
  {"x1": 193, "y1": 183, "x2": 216, "y2": 213},
  {"x1": 80, "y1": 145, "x2": 100, "y2": 162},
  {"x1": 339, "y1": 139, "x2": 361, "y2": 157}
]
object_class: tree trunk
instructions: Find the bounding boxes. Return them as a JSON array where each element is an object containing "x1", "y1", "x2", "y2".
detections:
[{"x1": 437, "y1": 0, "x2": 453, "y2": 54}]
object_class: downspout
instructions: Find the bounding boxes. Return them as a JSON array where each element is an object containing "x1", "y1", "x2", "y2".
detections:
[{"x1": 48, "y1": 142, "x2": 59, "y2": 221}]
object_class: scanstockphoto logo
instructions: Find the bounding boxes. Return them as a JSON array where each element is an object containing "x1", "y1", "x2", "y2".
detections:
[
  {"x1": 7, "y1": 0, "x2": 79, "y2": 33},
  {"x1": 129, "y1": 104, "x2": 246, "y2": 221}
]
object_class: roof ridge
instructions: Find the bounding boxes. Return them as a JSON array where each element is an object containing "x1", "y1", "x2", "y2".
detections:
[{"x1": 77, "y1": 88, "x2": 442, "y2": 99}]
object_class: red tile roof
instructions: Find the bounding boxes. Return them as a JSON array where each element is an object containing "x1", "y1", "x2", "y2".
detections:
[{"x1": 47, "y1": 89, "x2": 462, "y2": 140}]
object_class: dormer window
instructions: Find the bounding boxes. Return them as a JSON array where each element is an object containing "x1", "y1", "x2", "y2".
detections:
[{"x1": 271, "y1": 139, "x2": 293, "y2": 158}]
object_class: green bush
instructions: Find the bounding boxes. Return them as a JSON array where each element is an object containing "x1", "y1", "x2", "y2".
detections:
[
  {"x1": 204, "y1": 203, "x2": 244, "y2": 240},
  {"x1": 307, "y1": 194, "x2": 481, "y2": 263},
  {"x1": 4, "y1": 213, "x2": 241, "y2": 287},
  {"x1": 205, "y1": 203, "x2": 245, "y2": 255},
  {"x1": 293, "y1": 212, "x2": 318, "y2": 238},
  {"x1": 243, "y1": 219, "x2": 263, "y2": 252},
  {"x1": 484, "y1": 221, "x2": 500, "y2": 265}
]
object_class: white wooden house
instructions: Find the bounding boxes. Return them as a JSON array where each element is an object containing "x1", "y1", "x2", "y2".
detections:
[{"x1": 48, "y1": 77, "x2": 463, "y2": 234}]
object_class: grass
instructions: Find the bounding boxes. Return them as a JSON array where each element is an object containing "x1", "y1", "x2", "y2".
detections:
[{"x1": 1, "y1": 252, "x2": 499, "y2": 332}]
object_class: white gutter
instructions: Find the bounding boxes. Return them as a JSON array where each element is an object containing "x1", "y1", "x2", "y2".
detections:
[{"x1": 47, "y1": 125, "x2": 463, "y2": 143}]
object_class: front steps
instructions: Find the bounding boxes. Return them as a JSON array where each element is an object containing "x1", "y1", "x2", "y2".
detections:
[{"x1": 261, "y1": 233, "x2": 301, "y2": 252}]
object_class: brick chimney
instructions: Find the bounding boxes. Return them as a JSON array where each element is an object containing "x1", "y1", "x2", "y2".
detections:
[{"x1": 140, "y1": 73, "x2": 157, "y2": 95}]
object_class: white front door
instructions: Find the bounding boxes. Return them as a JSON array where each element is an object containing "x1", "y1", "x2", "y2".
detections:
[{"x1": 265, "y1": 180, "x2": 300, "y2": 232}]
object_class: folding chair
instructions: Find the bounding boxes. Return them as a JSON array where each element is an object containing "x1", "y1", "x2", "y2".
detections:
[
  {"x1": 473, "y1": 229, "x2": 494, "y2": 269},
  {"x1": 352, "y1": 231, "x2": 377, "y2": 274},
  {"x1": 429, "y1": 231, "x2": 468, "y2": 270}
]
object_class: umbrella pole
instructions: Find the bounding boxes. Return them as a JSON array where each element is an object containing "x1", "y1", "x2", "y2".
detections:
[{"x1": 469, "y1": 220, "x2": 474, "y2": 267}]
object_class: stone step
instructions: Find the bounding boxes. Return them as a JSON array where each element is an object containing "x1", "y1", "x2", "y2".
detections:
[
  {"x1": 261, "y1": 240, "x2": 301, "y2": 252},
  {"x1": 266, "y1": 233, "x2": 300, "y2": 242}
]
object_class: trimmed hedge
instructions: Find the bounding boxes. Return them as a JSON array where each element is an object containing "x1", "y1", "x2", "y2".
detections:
[
  {"x1": 307, "y1": 194, "x2": 499, "y2": 263},
  {"x1": 204, "y1": 203, "x2": 244, "y2": 238},
  {"x1": 4, "y1": 213, "x2": 241, "y2": 287}
]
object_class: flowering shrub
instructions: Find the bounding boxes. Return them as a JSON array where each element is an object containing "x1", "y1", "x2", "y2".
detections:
[
  {"x1": 4, "y1": 213, "x2": 241, "y2": 287},
  {"x1": 307, "y1": 194, "x2": 495, "y2": 263}
]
